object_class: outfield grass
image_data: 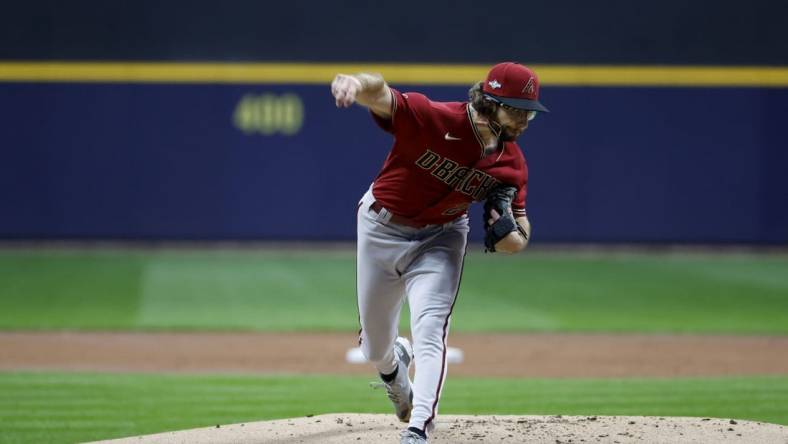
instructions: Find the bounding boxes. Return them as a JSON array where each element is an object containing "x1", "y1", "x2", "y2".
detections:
[
  {"x1": 1, "y1": 248, "x2": 787, "y2": 333},
  {"x1": 0, "y1": 372, "x2": 786, "y2": 444}
]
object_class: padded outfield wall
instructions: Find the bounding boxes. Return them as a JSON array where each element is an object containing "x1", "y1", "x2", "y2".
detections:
[{"x1": 1, "y1": 0, "x2": 787, "y2": 243}]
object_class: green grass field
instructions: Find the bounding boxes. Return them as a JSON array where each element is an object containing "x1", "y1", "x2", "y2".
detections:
[
  {"x1": 1, "y1": 372, "x2": 787, "y2": 444},
  {"x1": 1, "y1": 248, "x2": 787, "y2": 333},
  {"x1": 1, "y1": 247, "x2": 787, "y2": 443}
]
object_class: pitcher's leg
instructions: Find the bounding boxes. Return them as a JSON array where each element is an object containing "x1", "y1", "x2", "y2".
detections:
[
  {"x1": 357, "y1": 195, "x2": 408, "y2": 375},
  {"x1": 403, "y1": 224, "x2": 468, "y2": 435},
  {"x1": 357, "y1": 257, "x2": 405, "y2": 374}
]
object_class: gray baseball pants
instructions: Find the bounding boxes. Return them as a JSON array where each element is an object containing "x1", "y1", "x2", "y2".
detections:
[{"x1": 356, "y1": 186, "x2": 469, "y2": 433}]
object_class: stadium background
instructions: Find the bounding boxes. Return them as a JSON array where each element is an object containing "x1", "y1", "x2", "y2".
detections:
[
  {"x1": 2, "y1": 0, "x2": 787, "y2": 243},
  {"x1": 1, "y1": 1, "x2": 788, "y2": 443}
]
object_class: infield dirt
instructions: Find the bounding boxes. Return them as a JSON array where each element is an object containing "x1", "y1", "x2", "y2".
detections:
[{"x1": 2, "y1": 331, "x2": 788, "y2": 377}]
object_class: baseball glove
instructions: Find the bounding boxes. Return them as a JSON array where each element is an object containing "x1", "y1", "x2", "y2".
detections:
[{"x1": 483, "y1": 184, "x2": 521, "y2": 252}]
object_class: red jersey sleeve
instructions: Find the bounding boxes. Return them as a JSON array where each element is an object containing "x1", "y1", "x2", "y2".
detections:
[{"x1": 370, "y1": 88, "x2": 430, "y2": 134}]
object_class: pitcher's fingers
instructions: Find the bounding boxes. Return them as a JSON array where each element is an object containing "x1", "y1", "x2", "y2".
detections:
[{"x1": 335, "y1": 88, "x2": 350, "y2": 106}]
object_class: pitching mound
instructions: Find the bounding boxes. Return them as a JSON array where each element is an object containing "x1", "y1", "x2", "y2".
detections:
[{"x1": 90, "y1": 413, "x2": 787, "y2": 443}]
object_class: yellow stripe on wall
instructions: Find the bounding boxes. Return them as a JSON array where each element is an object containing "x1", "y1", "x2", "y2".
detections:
[{"x1": 1, "y1": 62, "x2": 788, "y2": 87}]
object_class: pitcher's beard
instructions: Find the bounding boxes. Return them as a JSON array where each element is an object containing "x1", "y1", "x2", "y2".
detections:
[
  {"x1": 499, "y1": 128, "x2": 519, "y2": 142},
  {"x1": 488, "y1": 117, "x2": 521, "y2": 142}
]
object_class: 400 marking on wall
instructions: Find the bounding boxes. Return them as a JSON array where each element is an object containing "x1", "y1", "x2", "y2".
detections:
[{"x1": 233, "y1": 93, "x2": 304, "y2": 135}]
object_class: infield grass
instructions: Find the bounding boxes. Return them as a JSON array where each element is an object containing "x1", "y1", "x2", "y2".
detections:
[
  {"x1": 1, "y1": 248, "x2": 787, "y2": 333},
  {"x1": 0, "y1": 372, "x2": 786, "y2": 444}
]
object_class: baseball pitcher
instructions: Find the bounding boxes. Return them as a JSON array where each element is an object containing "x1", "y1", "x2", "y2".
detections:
[{"x1": 331, "y1": 62, "x2": 548, "y2": 444}]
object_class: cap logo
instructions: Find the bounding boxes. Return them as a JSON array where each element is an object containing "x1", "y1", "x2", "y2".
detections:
[
  {"x1": 488, "y1": 80, "x2": 502, "y2": 89},
  {"x1": 522, "y1": 77, "x2": 535, "y2": 95}
]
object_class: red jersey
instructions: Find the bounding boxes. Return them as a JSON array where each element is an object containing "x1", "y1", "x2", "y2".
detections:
[{"x1": 371, "y1": 88, "x2": 528, "y2": 225}]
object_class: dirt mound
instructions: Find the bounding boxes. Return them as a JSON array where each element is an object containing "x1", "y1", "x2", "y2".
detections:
[{"x1": 88, "y1": 413, "x2": 788, "y2": 443}]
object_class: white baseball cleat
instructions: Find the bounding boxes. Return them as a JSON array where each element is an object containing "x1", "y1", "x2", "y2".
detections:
[
  {"x1": 400, "y1": 428, "x2": 428, "y2": 443},
  {"x1": 371, "y1": 336, "x2": 414, "y2": 422}
]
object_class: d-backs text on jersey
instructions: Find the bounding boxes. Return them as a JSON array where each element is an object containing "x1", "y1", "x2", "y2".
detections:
[{"x1": 415, "y1": 149, "x2": 500, "y2": 201}]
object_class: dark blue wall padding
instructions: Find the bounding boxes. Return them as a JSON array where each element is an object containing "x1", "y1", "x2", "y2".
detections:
[{"x1": 1, "y1": 83, "x2": 786, "y2": 243}]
